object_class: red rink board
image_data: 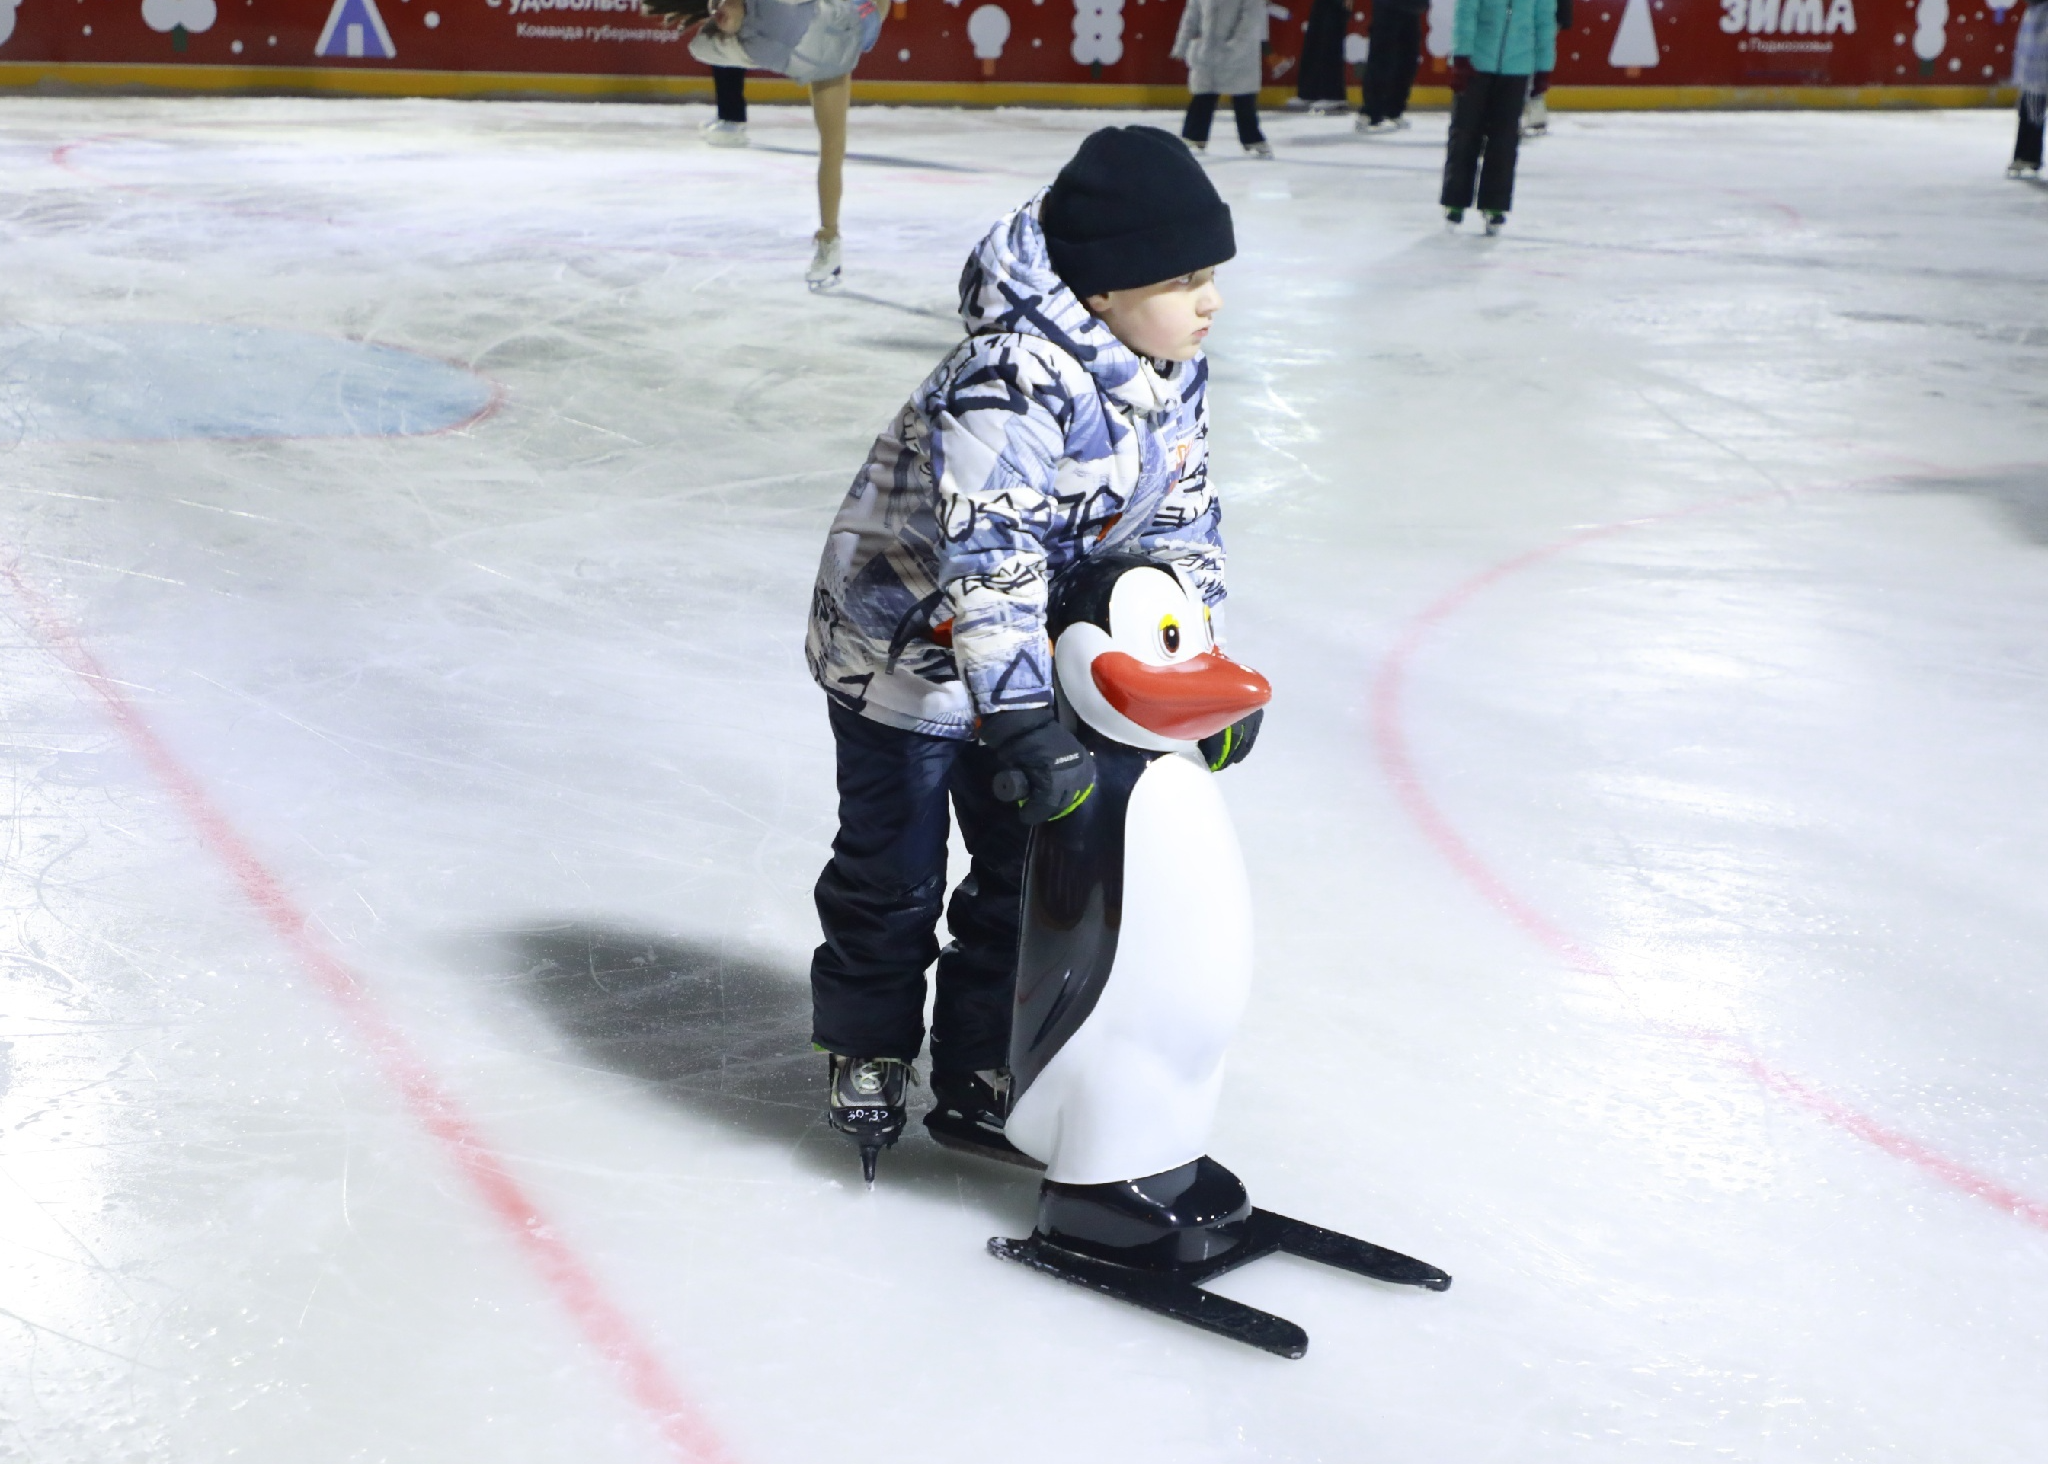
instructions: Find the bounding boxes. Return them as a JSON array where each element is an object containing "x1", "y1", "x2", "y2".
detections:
[{"x1": 0, "y1": 0, "x2": 2023, "y2": 106}]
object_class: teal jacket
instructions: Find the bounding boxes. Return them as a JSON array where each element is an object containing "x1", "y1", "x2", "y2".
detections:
[{"x1": 1453, "y1": 0, "x2": 1559, "y2": 75}]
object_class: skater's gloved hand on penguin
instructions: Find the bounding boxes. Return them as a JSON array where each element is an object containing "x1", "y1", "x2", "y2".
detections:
[
  {"x1": 1450, "y1": 55, "x2": 1474, "y2": 91},
  {"x1": 1531, "y1": 70, "x2": 1552, "y2": 96},
  {"x1": 1199, "y1": 709, "x2": 1262, "y2": 772},
  {"x1": 981, "y1": 708, "x2": 1096, "y2": 825}
]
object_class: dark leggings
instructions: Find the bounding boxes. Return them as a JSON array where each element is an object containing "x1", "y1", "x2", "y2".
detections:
[
  {"x1": 1296, "y1": 0, "x2": 1351, "y2": 102},
  {"x1": 2018, "y1": 101, "x2": 2044, "y2": 168},
  {"x1": 1361, "y1": 7, "x2": 1424, "y2": 122},
  {"x1": 1182, "y1": 93, "x2": 1266, "y2": 146},
  {"x1": 1441, "y1": 71, "x2": 1531, "y2": 213},
  {"x1": 713, "y1": 65, "x2": 747, "y2": 124},
  {"x1": 808, "y1": 702, "x2": 1027, "y2": 1074}
]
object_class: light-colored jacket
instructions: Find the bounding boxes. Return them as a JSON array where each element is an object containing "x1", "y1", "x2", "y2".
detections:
[
  {"x1": 688, "y1": 0, "x2": 880, "y2": 82},
  {"x1": 1452, "y1": 0, "x2": 1558, "y2": 74},
  {"x1": 805, "y1": 197, "x2": 1224, "y2": 740},
  {"x1": 1172, "y1": 0, "x2": 1269, "y2": 96},
  {"x1": 2017, "y1": 0, "x2": 2048, "y2": 113}
]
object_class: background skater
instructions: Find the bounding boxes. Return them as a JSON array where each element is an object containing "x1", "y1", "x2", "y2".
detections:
[
  {"x1": 2012, "y1": 0, "x2": 2046, "y2": 178},
  {"x1": 706, "y1": 65, "x2": 749, "y2": 146},
  {"x1": 802, "y1": 126, "x2": 1259, "y2": 1180},
  {"x1": 1173, "y1": 0, "x2": 1274, "y2": 157},
  {"x1": 1357, "y1": 0, "x2": 1428, "y2": 133},
  {"x1": 1439, "y1": 0, "x2": 1558, "y2": 232},
  {"x1": 646, "y1": 0, "x2": 883, "y2": 287}
]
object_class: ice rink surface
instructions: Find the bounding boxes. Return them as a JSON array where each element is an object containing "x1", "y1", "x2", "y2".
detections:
[{"x1": 2, "y1": 95, "x2": 2045, "y2": 1462}]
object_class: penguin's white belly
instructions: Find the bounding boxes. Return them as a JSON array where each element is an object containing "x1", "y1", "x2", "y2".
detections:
[{"x1": 1006, "y1": 752, "x2": 1254, "y2": 1186}]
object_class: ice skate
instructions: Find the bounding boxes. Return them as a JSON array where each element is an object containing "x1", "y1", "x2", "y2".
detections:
[
  {"x1": 2008, "y1": 160, "x2": 2042, "y2": 179},
  {"x1": 1244, "y1": 140, "x2": 1274, "y2": 159},
  {"x1": 826, "y1": 1054, "x2": 912, "y2": 1183},
  {"x1": 1444, "y1": 205, "x2": 1466, "y2": 227},
  {"x1": 701, "y1": 118, "x2": 749, "y2": 148},
  {"x1": 1521, "y1": 97, "x2": 1549, "y2": 137},
  {"x1": 1390, "y1": 115, "x2": 1412, "y2": 130},
  {"x1": 1307, "y1": 98, "x2": 1349, "y2": 115},
  {"x1": 924, "y1": 1068, "x2": 1041, "y2": 1169},
  {"x1": 1355, "y1": 115, "x2": 1395, "y2": 135},
  {"x1": 805, "y1": 231, "x2": 843, "y2": 292},
  {"x1": 1483, "y1": 210, "x2": 1507, "y2": 236},
  {"x1": 1183, "y1": 136, "x2": 1208, "y2": 152}
]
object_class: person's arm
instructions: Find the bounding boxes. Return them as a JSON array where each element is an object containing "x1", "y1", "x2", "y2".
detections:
[
  {"x1": 1452, "y1": 0, "x2": 1478, "y2": 63},
  {"x1": 927, "y1": 344, "x2": 1075, "y2": 717},
  {"x1": 689, "y1": 25, "x2": 758, "y2": 67},
  {"x1": 1172, "y1": 0, "x2": 1203, "y2": 59},
  {"x1": 1536, "y1": 0, "x2": 1559, "y2": 72}
]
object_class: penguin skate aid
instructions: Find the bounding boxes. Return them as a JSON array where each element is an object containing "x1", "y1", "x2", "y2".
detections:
[
  {"x1": 986, "y1": 555, "x2": 1450, "y2": 1358},
  {"x1": 802, "y1": 126, "x2": 1243, "y2": 1185}
]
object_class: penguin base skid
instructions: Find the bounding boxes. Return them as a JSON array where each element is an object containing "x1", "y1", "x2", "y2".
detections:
[
  {"x1": 923, "y1": 1111, "x2": 1046, "y2": 1171},
  {"x1": 988, "y1": 1209, "x2": 1451, "y2": 1359}
]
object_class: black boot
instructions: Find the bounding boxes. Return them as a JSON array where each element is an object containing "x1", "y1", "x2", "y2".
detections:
[
  {"x1": 1035, "y1": 1156, "x2": 1252, "y2": 1269},
  {"x1": 924, "y1": 1068, "x2": 1041, "y2": 1169},
  {"x1": 826, "y1": 1054, "x2": 912, "y2": 1184}
]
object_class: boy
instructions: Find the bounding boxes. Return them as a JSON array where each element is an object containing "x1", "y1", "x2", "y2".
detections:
[{"x1": 802, "y1": 126, "x2": 1262, "y2": 1176}]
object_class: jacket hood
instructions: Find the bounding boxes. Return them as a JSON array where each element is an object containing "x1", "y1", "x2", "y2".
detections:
[{"x1": 957, "y1": 192, "x2": 1181, "y2": 419}]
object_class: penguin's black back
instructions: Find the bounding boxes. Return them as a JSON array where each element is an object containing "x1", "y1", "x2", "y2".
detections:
[
  {"x1": 1008, "y1": 729, "x2": 1156, "y2": 1101},
  {"x1": 1047, "y1": 552, "x2": 1161, "y2": 640}
]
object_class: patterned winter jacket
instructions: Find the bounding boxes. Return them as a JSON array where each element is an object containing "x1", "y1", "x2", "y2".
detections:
[{"x1": 804, "y1": 195, "x2": 1224, "y2": 741}]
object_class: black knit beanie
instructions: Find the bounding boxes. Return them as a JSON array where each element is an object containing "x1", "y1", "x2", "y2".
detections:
[{"x1": 1040, "y1": 126, "x2": 1236, "y2": 299}]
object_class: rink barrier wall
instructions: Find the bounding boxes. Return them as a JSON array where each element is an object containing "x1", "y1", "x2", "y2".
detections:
[{"x1": 0, "y1": 63, "x2": 2019, "y2": 110}]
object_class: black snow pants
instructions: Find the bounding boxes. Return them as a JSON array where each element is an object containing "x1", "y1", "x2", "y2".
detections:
[
  {"x1": 713, "y1": 65, "x2": 747, "y2": 123},
  {"x1": 809, "y1": 702, "x2": 1027, "y2": 1075},
  {"x1": 1441, "y1": 70, "x2": 1531, "y2": 212},
  {"x1": 1296, "y1": 0, "x2": 1352, "y2": 103},
  {"x1": 1361, "y1": 6, "x2": 1425, "y2": 122},
  {"x1": 2017, "y1": 100, "x2": 2045, "y2": 169},
  {"x1": 1183, "y1": 92, "x2": 1267, "y2": 146}
]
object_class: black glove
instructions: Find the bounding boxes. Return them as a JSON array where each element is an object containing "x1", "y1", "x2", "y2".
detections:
[
  {"x1": 980, "y1": 709, "x2": 1096, "y2": 825},
  {"x1": 1198, "y1": 708, "x2": 1263, "y2": 772}
]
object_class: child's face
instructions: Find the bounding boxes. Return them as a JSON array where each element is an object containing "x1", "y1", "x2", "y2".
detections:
[
  {"x1": 1083, "y1": 268, "x2": 1222, "y2": 363},
  {"x1": 710, "y1": 0, "x2": 744, "y2": 31}
]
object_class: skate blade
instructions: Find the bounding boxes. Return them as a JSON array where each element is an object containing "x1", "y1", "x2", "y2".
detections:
[
  {"x1": 988, "y1": 1235, "x2": 1309, "y2": 1359},
  {"x1": 923, "y1": 1113, "x2": 1046, "y2": 1172},
  {"x1": 806, "y1": 273, "x2": 842, "y2": 294}
]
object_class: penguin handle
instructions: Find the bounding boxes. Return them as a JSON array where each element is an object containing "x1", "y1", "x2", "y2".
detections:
[{"x1": 992, "y1": 770, "x2": 1028, "y2": 804}]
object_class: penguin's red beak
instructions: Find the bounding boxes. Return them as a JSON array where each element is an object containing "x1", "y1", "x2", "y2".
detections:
[{"x1": 1090, "y1": 650, "x2": 1272, "y2": 742}]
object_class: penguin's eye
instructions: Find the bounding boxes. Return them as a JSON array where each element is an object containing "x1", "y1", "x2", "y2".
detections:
[{"x1": 1159, "y1": 616, "x2": 1181, "y2": 655}]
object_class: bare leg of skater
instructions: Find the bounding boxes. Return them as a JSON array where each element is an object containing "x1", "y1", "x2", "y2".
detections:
[
  {"x1": 804, "y1": 72, "x2": 850, "y2": 290},
  {"x1": 811, "y1": 72, "x2": 850, "y2": 241}
]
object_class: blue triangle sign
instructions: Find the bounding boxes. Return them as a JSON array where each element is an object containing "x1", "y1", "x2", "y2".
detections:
[{"x1": 315, "y1": 0, "x2": 397, "y2": 59}]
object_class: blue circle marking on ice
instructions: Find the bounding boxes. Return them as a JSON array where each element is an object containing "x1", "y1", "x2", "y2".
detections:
[{"x1": 0, "y1": 323, "x2": 497, "y2": 443}]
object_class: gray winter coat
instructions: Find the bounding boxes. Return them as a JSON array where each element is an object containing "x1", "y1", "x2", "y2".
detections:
[
  {"x1": 1172, "y1": 0, "x2": 1269, "y2": 96},
  {"x1": 805, "y1": 197, "x2": 1225, "y2": 740}
]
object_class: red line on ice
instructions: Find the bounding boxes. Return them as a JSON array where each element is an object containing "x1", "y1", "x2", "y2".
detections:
[
  {"x1": 0, "y1": 563, "x2": 737, "y2": 1464},
  {"x1": 1369, "y1": 489, "x2": 2048, "y2": 1235}
]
